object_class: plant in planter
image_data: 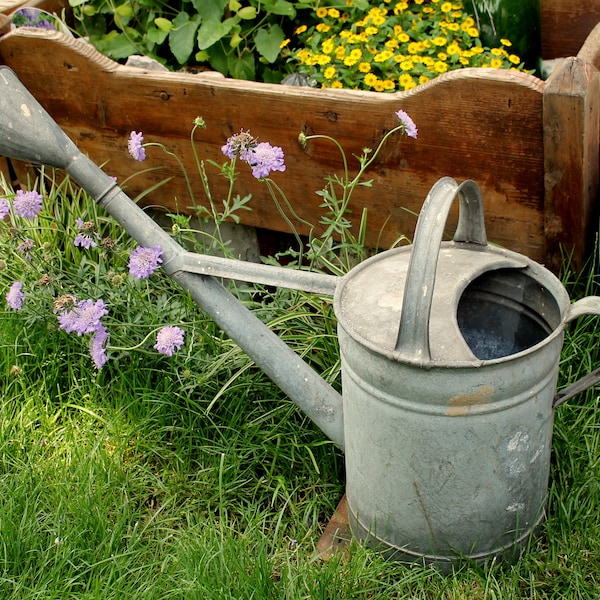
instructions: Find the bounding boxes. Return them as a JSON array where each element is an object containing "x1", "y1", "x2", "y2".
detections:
[
  {"x1": 284, "y1": 0, "x2": 528, "y2": 91},
  {"x1": 65, "y1": 0, "x2": 529, "y2": 85},
  {"x1": 67, "y1": 0, "x2": 320, "y2": 81}
]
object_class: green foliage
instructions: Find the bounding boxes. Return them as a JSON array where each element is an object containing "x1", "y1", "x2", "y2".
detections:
[{"x1": 68, "y1": 0, "x2": 319, "y2": 81}]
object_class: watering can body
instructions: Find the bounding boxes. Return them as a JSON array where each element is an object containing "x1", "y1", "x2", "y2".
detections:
[{"x1": 1, "y1": 67, "x2": 599, "y2": 571}]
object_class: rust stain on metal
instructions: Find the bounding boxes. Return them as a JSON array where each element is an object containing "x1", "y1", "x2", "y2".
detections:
[{"x1": 447, "y1": 385, "x2": 494, "y2": 416}]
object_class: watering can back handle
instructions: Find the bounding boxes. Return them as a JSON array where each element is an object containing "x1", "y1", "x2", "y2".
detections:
[
  {"x1": 394, "y1": 177, "x2": 487, "y2": 361},
  {"x1": 552, "y1": 296, "x2": 600, "y2": 407}
]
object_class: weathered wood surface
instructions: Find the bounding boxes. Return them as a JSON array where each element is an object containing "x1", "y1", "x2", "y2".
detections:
[
  {"x1": 0, "y1": 28, "x2": 550, "y2": 260},
  {"x1": 544, "y1": 57, "x2": 600, "y2": 270},
  {"x1": 541, "y1": 0, "x2": 600, "y2": 60}
]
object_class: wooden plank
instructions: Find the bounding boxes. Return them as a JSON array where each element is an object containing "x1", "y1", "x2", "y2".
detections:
[
  {"x1": 0, "y1": 28, "x2": 549, "y2": 262},
  {"x1": 543, "y1": 57, "x2": 600, "y2": 272},
  {"x1": 541, "y1": 0, "x2": 600, "y2": 59}
]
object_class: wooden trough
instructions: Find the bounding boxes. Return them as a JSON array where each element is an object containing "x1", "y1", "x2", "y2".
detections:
[{"x1": 1, "y1": 0, "x2": 600, "y2": 271}]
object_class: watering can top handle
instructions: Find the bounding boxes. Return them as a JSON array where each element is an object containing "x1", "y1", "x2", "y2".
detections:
[{"x1": 394, "y1": 177, "x2": 487, "y2": 361}]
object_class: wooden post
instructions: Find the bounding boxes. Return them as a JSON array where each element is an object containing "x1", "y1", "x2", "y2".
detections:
[{"x1": 543, "y1": 57, "x2": 600, "y2": 272}]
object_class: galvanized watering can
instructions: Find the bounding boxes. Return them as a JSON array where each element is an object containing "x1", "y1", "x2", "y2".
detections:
[{"x1": 1, "y1": 66, "x2": 599, "y2": 570}]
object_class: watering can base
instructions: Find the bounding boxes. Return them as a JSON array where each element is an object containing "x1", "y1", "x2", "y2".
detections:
[{"x1": 347, "y1": 500, "x2": 546, "y2": 572}]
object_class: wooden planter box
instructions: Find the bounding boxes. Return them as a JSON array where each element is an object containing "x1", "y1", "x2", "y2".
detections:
[{"x1": 1, "y1": 0, "x2": 600, "y2": 271}]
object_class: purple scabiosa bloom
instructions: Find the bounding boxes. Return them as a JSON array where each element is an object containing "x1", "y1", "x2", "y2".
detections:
[
  {"x1": 73, "y1": 218, "x2": 99, "y2": 249},
  {"x1": 128, "y1": 131, "x2": 146, "y2": 161},
  {"x1": 221, "y1": 129, "x2": 258, "y2": 159},
  {"x1": 6, "y1": 281, "x2": 24, "y2": 310},
  {"x1": 243, "y1": 142, "x2": 286, "y2": 179},
  {"x1": 57, "y1": 298, "x2": 108, "y2": 336},
  {"x1": 154, "y1": 326, "x2": 185, "y2": 357},
  {"x1": 395, "y1": 110, "x2": 418, "y2": 139},
  {"x1": 13, "y1": 189, "x2": 43, "y2": 219},
  {"x1": 12, "y1": 8, "x2": 57, "y2": 30},
  {"x1": 0, "y1": 198, "x2": 9, "y2": 220},
  {"x1": 128, "y1": 245, "x2": 163, "y2": 279},
  {"x1": 90, "y1": 324, "x2": 110, "y2": 369}
]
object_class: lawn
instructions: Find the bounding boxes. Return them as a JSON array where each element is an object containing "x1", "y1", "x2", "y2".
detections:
[{"x1": 0, "y1": 170, "x2": 598, "y2": 599}]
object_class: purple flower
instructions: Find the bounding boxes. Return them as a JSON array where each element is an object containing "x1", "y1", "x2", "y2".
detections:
[
  {"x1": 6, "y1": 281, "x2": 24, "y2": 310},
  {"x1": 73, "y1": 218, "x2": 99, "y2": 249},
  {"x1": 90, "y1": 324, "x2": 110, "y2": 369},
  {"x1": 57, "y1": 298, "x2": 108, "y2": 336},
  {"x1": 128, "y1": 245, "x2": 162, "y2": 279},
  {"x1": 395, "y1": 110, "x2": 418, "y2": 139},
  {"x1": 12, "y1": 8, "x2": 57, "y2": 30},
  {"x1": 242, "y1": 142, "x2": 286, "y2": 179},
  {"x1": 13, "y1": 189, "x2": 43, "y2": 219},
  {"x1": 221, "y1": 130, "x2": 258, "y2": 159},
  {"x1": 0, "y1": 198, "x2": 9, "y2": 220},
  {"x1": 128, "y1": 131, "x2": 146, "y2": 161},
  {"x1": 154, "y1": 326, "x2": 185, "y2": 357}
]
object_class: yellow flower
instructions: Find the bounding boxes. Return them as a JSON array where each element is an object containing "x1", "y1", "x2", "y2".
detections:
[
  {"x1": 400, "y1": 60, "x2": 414, "y2": 71},
  {"x1": 295, "y1": 25, "x2": 307, "y2": 35},
  {"x1": 331, "y1": 81, "x2": 344, "y2": 88},
  {"x1": 398, "y1": 32, "x2": 410, "y2": 43},
  {"x1": 374, "y1": 50, "x2": 393, "y2": 63},
  {"x1": 461, "y1": 17, "x2": 475, "y2": 30},
  {"x1": 280, "y1": 38, "x2": 290, "y2": 49},
  {"x1": 328, "y1": 8, "x2": 340, "y2": 18},
  {"x1": 364, "y1": 73, "x2": 378, "y2": 87},
  {"x1": 316, "y1": 23, "x2": 331, "y2": 33},
  {"x1": 432, "y1": 36, "x2": 447, "y2": 46},
  {"x1": 373, "y1": 80, "x2": 385, "y2": 92},
  {"x1": 394, "y1": 1, "x2": 408, "y2": 13},
  {"x1": 441, "y1": 2, "x2": 452, "y2": 12},
  {"x1": 467, "y1": 28, "x2": 479, "y2": 37},
  {"x1": 358, "y1": 61, "x2": 371, "y2": 73},
  {"x1": 446, "y1": 42, "x2": 460, "y2": 55},
  {"x1": 490, "y1": 58, "x2": 503, "y2": 68},
  {"x1": 501, "y1": 38, "x2": 512, "y2": 47},
  {"x1": 324, "y1": 66, "x2": 336, "y2": 79},
  {"x1": 372, "y1": 15, "x2": 386, "y2": 25},
  {"x1": 418, "y1": 74, "x2": 430, "y2": 84},
  {"x1": 385, "y1": 39, "x2": 399, "y2": 50},
  {"x1": 508, "y1": 54, "x2": 521, "y2": 65},
  {"x1": 322, "y1": 38, "x2": 335, "y2": 54},
  {"x1": 437, "y1": 52, "x2": 447, "y2": 61},
  {"x1": 335, "y1": 45, "x2": 346, "y2": 59},
  {"x1": 315, "y1": 54, "x2": 332, "y2": 65},
  {"x1": 445, "y1": 22, "x2": 459, "y2": 31},
  {"x1": 491, "y1": 48, "x2": 503, "y2": 56},
  {"x1": 399, "y1": 73, "x2": 415, "y2": 88},
  {"x1": 433, "y1": 61, "x2": 449, "y2": 73},
  {"x1": 365, "y1": 26, "x2": 379, "y2": 36},
  {"x1": 382, "y1": 79, "x2": 396, "y2": 90},
  {"x1": 316, "y1": 7, "x2": 328, "y2": 18}
]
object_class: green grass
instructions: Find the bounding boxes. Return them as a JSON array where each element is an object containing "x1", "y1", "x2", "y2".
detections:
[{"x1": 0, "y1": 175, "x2": 598, "y2": 597}]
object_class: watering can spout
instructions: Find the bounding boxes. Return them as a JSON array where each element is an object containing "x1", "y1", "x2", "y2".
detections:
[
  {"x1": 0, "y1": 68, "x2": 79, "y2": 169},
  {"x1": 0, "y1": 66, "x2": 345, "y2": 449}
]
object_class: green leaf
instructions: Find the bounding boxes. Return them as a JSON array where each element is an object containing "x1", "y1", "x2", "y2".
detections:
[
  {"x1": 197, "y1": 17, "x2": 234, "y2": 50},
  {"x1": 191, "y1": 0, "x2": 227, "y2": 20},
  {"x1": 96, "y1": 31, "x2": 139, "y2": 60},
  {"x1": 146, "y1": 25, "x2": 169, "y2": 45},
  {"x1": 228, "y1": 52, "x2": 255, "y2": 80},
  {"x1": 254, "y1": 24, "x2": 285, "y2": 63},
  {"x1": 169, "y1": 12, "x2": 201, "y2": 64},
  {"x1": 154, "y1": 17, "x2": 172, "y2": 32},
  {"x1": 260, "y1": 0, "x2": 296, "y2": 17}
]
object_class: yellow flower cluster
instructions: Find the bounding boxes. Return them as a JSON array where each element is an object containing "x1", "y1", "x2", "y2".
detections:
[{"x1": 286, "y1": 0, "x2": 526, "y2": 92}]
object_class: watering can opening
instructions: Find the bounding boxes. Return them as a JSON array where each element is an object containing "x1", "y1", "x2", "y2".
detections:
[{"x1": 457, "y1": 268, "x2": 562, "y2": 361}]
